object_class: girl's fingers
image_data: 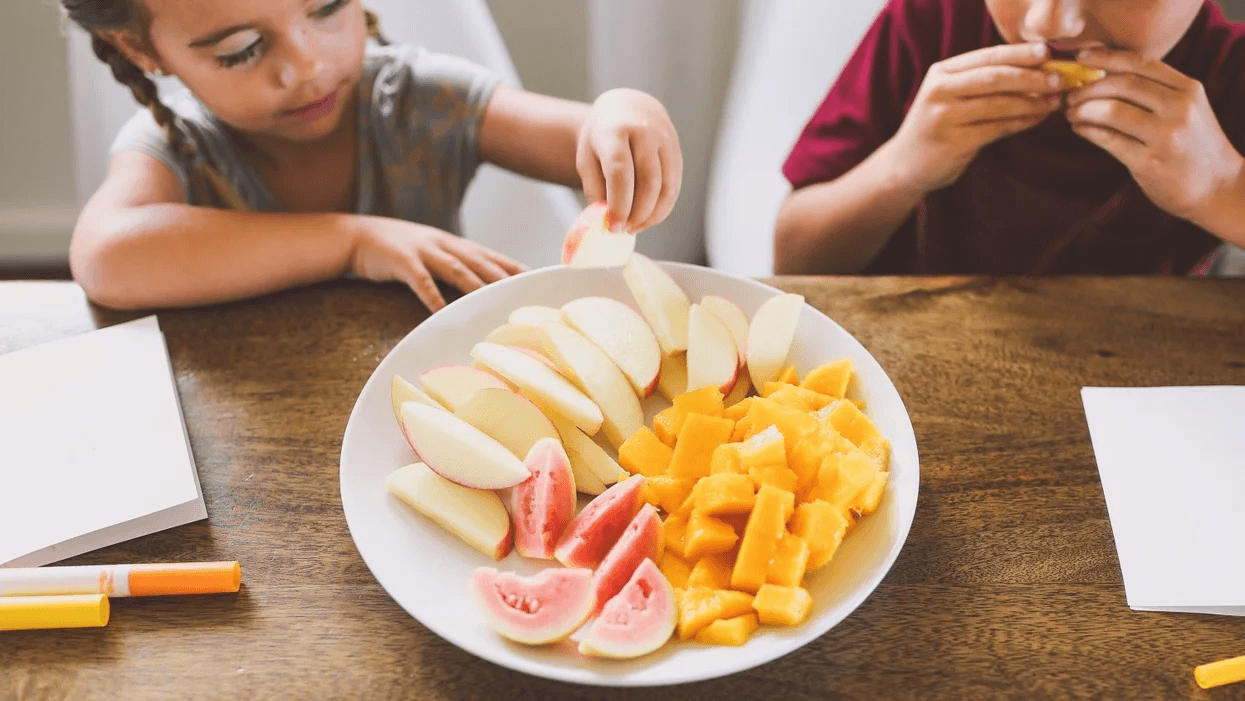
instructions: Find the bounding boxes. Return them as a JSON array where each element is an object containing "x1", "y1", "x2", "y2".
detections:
[
  {"x1": 442, "y1": 238, "x2": 510, "y2": 283},
  {"x1": 937, "y1": 42, "x2": 1048, "y2": 74},
  {"x1": 576, "y1": 135, "x2": 607, "y2": 205},
  {"x1": 938, "y1": 65, "x2": 1061, "y2": 99},
  {"x1": 625, "y1": 131, "x2": 662, "y2": 232},
  {"x1": 398, "y1": 257, "x2": 447, "y2": 312},
  {"x1": 1067, "y1": 97, "x2": 1158, "y2": 146},
  {"x1": 487, "y1": 249, "x2": 528, "y2": 275},
  {"x1": 639, "y1": 139, "x2": 682, "y2": 230},
  {"x1": 594, "y1": 132, "x2": 637, "y2": 230},
  {"x1": 1066, "y1": 72, "x2": 1170, "y2": 116},
  {"x1": 1076, "y1": 48, "x2": 1189, "y2": 92},
  {"x1": 967, "y1": 112, "x2": 1052, "y2": 143},
  {"x1": 959, "y1": 93, "x2": 1058, "y2": 125},
  {"x1": 426, "y1": 247, "x2": 487, "y2": 294},
  {"x1": 1070, "y1": 122, "x2": 1147, "y2": 167}
]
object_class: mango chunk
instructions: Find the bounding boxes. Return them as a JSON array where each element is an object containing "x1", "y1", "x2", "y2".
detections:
[
  {"x1": 694, "y1": 612, "x2": 758, "y2": 646},
  {"x1": 819, "y1": 400, "x2": 890, "y2": 469},
  {"x1": 801, "y1": 359, "x2": 852, "y2": 398},
  {"x1": 743, "y1": 399, "x2": 818, "y2": 448},
  {"x1": 790, "y1": 428, "x2": 853, "y2": 501},
  {"x1": 684, "y1": 510, "x2": 739, "y2": 560},
  {"x1": 752, "y1": 584, "x2": 812, "y2": 626},
  {"x1": 687, "y1": 552, "x2": 735, "y2": 590},
  {"x1": 790, "y1": 500, "x2": 849, "y2": 570},
  {"x1": 619, "y1": 427, "x2": 674, "y2": 477},
  {"x1": 658, "y1": 551, "x2": 693, "y2": 589},
  {"x1": 855, "y1": 470, "x2": 889, "y2": 516},
  {"x1": 810, "y1": 449, "x2": 882, "y2": 516},
  {"x1": 776, "y1": 365, "x2": 800, "y2": 386},
  {"x1": 723, "y1": 397, "x2": 756, "y2": 422},
  {"x1": 764, "y1": 384, "x2": 836, "y2": 412},
  {"x1": 692, "y1": 472, "x2": 756, "y2": 515},
  {"x1": 738, "y1": 425, "x2": 786, "y2": 471},
  {"x1": 766, "y1": 532, "x2": 810, "y2": 587},
  {"x1": 644, "y1": 475, "x2": 696, "y2": 515},
  {"x1": 730, "y1": 485, "x2": 794, "y2": 593},
  {"x1": 653, "y1": 406, "x2": 682, "y2": 447},
  {"x1": 667, "y1": 413, "x2": 735, "y2": 479},
  {"x1": 676, "y1": 586, "x2": 755, "y2": 640},
  {"x1": 709, "y1": 443, "x2": 744, "y2": 475},
  {"x1": 663, "y1": 512, "x2": 689, "y2": 558},
  {"x1": 673, "y1": 386, "x2": 725, "y2": 418}
]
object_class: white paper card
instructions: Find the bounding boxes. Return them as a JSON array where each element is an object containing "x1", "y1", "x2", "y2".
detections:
[
  {"x1": 0, "y1": 316, "x2": 206, "y2": 567},
  {"x1": 1081, "y1": 386, "x2": 1245, "y2": 616}
]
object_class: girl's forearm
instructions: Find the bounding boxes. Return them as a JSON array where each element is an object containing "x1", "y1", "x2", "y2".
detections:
[
  {"x1": 774, "y1": 139, "x2": 929, "y2": 274},
  {"x1": 70, "y1": 204, "x2": 362, "y2": 310},
  {"x1": 478, "y1": 85, "x2": 589, "y2": 189}
]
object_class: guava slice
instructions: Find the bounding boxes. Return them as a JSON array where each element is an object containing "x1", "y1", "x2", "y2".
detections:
[
  {"x1": 578, "y1": 558, "x2": 677, "y2": 659},
  {"x1": 470, "y1": 566, "x2": 596, "y2": 645},
  {"x1": 590, "y1": 503, "x2": 663, "y2": 614},
  {"x1": 554, "y1": 474, "x2": 645, "y2": 568},
  {"x1": 511, "y1": 438, "x2": 577, "y2": 559}
]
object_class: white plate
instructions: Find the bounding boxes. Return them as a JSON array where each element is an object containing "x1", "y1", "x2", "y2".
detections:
[{"x1": 340, "y1": 262, "x2": 920, "y2": 686}]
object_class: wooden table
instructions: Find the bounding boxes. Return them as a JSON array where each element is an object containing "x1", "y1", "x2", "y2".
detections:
[{"x1": 2, "y1": 277, "x2": 1243, "y2": 700}]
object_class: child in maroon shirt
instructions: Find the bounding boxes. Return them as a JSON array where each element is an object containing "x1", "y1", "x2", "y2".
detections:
[{"x1": 777, "y1": 0, "x2": 1245, "y2": 274}]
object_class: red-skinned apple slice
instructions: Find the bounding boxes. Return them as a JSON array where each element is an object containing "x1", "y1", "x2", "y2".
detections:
[
  {"x1": 509, "y1": 305, "x2": 562, "y2": 326},
  {"x1": 561, "y1": 296, "x2": 661, "y2": 398},
  {"x1": 550, "y1": 414, "x2": 625, "y2": 493},
  {"x1": 484, "y1": 323, "x2": 549, "y2": 355},
  {"x1": 687, "y1": 304, "x2": 740, "y2": 394},
  {"x1": 724, "y1": 372, "x2": 752, "y2": 406},
  {"x1": 746, "y1": 293, "x2": 805, "y2": 388},
  {"x1": 390, "y1": 374, "x2": 441, "y2": 423},
  {"x1": 470, "y1": 566, "x2": 596, "y2": 645},
  {"x1": 511, "y1": 438, "x2": 577, "y2": 559},
  {"x1": 589, "y1": 503, "x2": 664, "y2": 615},
  {"x1": 400, "y1": 401, "x2": 530, "y2": 489},
  {"x1": 470, "y1": 342, "x2": 603, "y2": 435},
  {"x1": 579, "y1": 558, "x2": 677, "y2": 659},
  {"x1": 538, "y1": 321, "x2": 643, "y2": 449},
  {"x1": 562, "y1": 201, "x2": 636, "y2": 268},
  {"x1": 701, "y1": 295, "x2": 750, "y2": 365},
  {"x1": 454, "y1": 387, "x2": 560, "y2": 462},
  {"x1": 418, "y1": 364, "x2": 508, "y2": 412},
  {"x1": 656, "y1": 351, "x2": 688, "y2": 401},
  {"x1": 385, "y1": 462, "x2": 512, "y2": 560},
  {"x1": 555, "y1": 474, "x2": 646, "y2": 568},
  {"x1": 623, "y1": 253, "x2": 690, "y2": 354}
]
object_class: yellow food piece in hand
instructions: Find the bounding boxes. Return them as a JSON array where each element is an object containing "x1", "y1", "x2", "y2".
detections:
[{"x1": 1043, "y1": 60, "x2": 1105, "y2": 90}]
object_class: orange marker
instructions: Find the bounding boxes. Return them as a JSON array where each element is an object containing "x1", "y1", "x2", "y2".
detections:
[{"x1": 0, "y1": 561, "x2": 241, "y2": 597}]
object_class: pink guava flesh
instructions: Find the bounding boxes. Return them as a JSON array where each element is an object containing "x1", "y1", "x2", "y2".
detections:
[
  {"x1": 469, "y1": 566, "x2": 596, "y2": 645},
  {"x1": 579, "y1": 558, "x2": 677, "y2": 659},
  {"x1": 589, "y1": 503, "x2": 663, "y2": 615},
  {"x1": 511, "y1": 439, "x2": 576, "y2": 559},
  {"x1": 554, "y1": 474, "x2": 645, "y2": 568}
]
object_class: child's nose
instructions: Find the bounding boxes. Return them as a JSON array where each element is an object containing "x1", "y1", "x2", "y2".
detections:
[
  {"x1": 276, "y1": 25, "x2": 326, "y2": 89},
  {"x1": 1024, "y1": 0, "x2": 1087, "y2": 41}
]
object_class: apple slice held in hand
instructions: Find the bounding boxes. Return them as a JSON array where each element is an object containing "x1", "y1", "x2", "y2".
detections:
[
  {"x1": 400, "y1": 401, "x2": 530, "y2": 489},
  {"x1": 561, "y1": 296, "x2": 661, "y2": 399},
  {"x1": 539, "y1": 321, "x2": 644, "y2": 449},
  {"x1": 687, "y1": 304, "x2": 740, "y2": 394},
  {"x1": 511, "y1": 438, "x2": 577, "y2": 559},
  {"x1": 623, "y1": 253, "x2": 690, "y2": 355},
  {"x1": 562, "y1": 201, "x2": 636, "y2": 268},
  {"x1": 747, "y1": 293, "x2": 805, "y2": 388},
  {"x1": 386, "y1": 462, "x2": 512, "y2": 560},
  {"x1": 419, "y1": 364, "x2": 508, "y2": 412},
  {"x1": 454, "y1": 387, "x2": 559, "y2": 461},
  {"x1": 470, "y1": 342, "x2": 603, "y2": 435}
]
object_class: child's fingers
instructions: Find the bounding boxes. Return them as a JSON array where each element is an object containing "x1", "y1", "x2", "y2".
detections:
[
  {"x1": 594, "y1": 134, "x2": 637, "y2": 231},
  {"x1": 968, "y1": 112, "x2": 1051, "y2": 143},
  {"x1": 1067, "y1": 97, "x2": 1157, "y2": 146},
  {"x1": 626, "y1": 132, "x2": 663, "y2": 232},
  {"x1": 442, "y1": 237, "x2": 510, "y2": 283},
  {"x1": 1076, "y1": 48, "x2": 1189, "y2": 92},
  {"x1": 398, "y1": 258, "x2": 447, "y2": 313},
  {"x1": 1066, "y1": 73, "x2": 1168, "y2": 116},
  {"x1": 638, "y1": 141, "x2": 682, "y2": 230},
  {"x1": 426, "y1": 247, "x2": 486, "y2": 295},
  {"x1": 938, "y1": 65, "x2": 1061, "y2": 99},
  {"x1": 576, "y1": 138, "x2": 607, "y2": 205},
  {"x1": 488, "y1": 250, "x2": 527, "y2": 275},
  {"x1": 958, "y1": 93, "x2": 1059, "y2": 126},
  {"x1": 937, "y1": 42, "x2": 1048, "y2": 74}
]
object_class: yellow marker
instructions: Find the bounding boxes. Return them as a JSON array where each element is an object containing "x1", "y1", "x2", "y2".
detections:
[
  {"x1": 1195, "y1": 654, "x2": 1245, "y2": 689},
  {"x1": 1042, "y1": 60, "x2": 1106, "y2": 90},
  {"x1": 0, "y1": 594, "x2": 109, "y2": 631}
]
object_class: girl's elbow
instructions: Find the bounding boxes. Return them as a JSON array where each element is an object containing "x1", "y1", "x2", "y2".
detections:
[{"x1": 69, "y1": 224, "x2": 139, "y2": 310}]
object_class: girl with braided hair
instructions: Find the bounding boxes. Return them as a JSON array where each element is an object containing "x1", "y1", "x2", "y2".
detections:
[{"x1": 64, "y1": 0, "x2": 683, "y2": 310}]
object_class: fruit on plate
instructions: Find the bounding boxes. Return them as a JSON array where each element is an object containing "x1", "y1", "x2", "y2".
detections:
[
  {"x1": 453, "y1": 387, "x2": 560, "y2": 462},
  {"x1": 483, "y1": 323, "x2": 549, "y2": 355},
  {"x1": 561, "y1": 296, "x2": 661, "y2": 398},
  {"x1": 700, "y1": 295, "x2": 749, "y2": 366},
  {"x1": 623, "y1": 253, "x2": 690, "y2": 354},
  {"x1": 590, "y1": 503, "x2": 664, "y2": 614},
  {"x1": 509, "y1": 305, "x2": 563, "y2": 326},
  {"x1": 579, "y1": 558, "x2": 678, "y2": 659},
  {"x1": 686, "y1": 303, "x2": 740, "y2": 394},
  {"x1": 555, "y1": 474, "x2": 646, "y2": 568},
  {"x1": 385, "y1": 463, "x2": 512, "y2": 560},
  {"x1": 470, "y1": 342, "x2": 603, "y2": 435},
  {"x1": 549, "y1": 414, "x2": 625, "y2": 494},
  {"x1": 470, "y1": 566, "x2": 596, "y2": 645},
  {"x1": 399, "y1": 401, "x2": 531, "y2": 489},
  {"x1": 562, "y1": 201, "x2": 636, "y2": 268},
  {"x1": 656, "y1": 351, "x2": 688, "y2": 401},
  {"x1": 539, "y1": 321, "x2": 644, "y2": 449},
  {"x1": 746, "y1": 293, "x2": 805, "y2": 389},
  {"x1": 418, "y1": 364, "x2": 509, "y2": 412},
  {"x1": 390, "y1": 374, "x2": 441, "y2": 423},
  {"x1": 511, "y1": 438, "x2": 577, "y2": 559}
]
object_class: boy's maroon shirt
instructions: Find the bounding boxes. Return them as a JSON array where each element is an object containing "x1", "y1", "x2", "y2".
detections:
[{"x1": 783, "y1": 0, "x2": 1245, "y2": 274}]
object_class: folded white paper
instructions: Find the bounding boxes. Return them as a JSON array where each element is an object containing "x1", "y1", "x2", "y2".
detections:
[
  {"x1": 1081, "y1": 386, "x2": 1245, "y2": 616},
  {"x1": 0, "y1": 316, "x2": 206, "y2": 567}
]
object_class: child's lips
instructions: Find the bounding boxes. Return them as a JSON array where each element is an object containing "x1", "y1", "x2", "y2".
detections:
[{"x1": 283, "y1": 90, "x2": 338, "y2": 121}]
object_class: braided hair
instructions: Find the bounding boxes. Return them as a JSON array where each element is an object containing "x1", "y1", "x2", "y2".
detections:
[{"x1": 62, "y1": 1, "x2": 392, "y2": 210}]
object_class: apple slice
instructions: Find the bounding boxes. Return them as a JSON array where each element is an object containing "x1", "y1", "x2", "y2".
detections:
[
  {"x1": 538, "y1": 321, "x2": 643, "y2": 449},
  {"x1": 509, "y1": 305, "x2": 562, "y2": 326},
  {"x1": 656, "y1": 351, "x2": 688, "y2": 402},
  {"x1": 550, "y1": 415, "x2": 626, "y2": 492},
  {"x1": 687, "y1": 304, "x2": 740, "y2": 394},
  {"x1": 386, "y1": 463, "x2": 512, "y2": 560},
  {"x1": 561, "y1": 297, "x2": 661, "y2": 398},
  {"x1": 484, "y1": 323, "x2": 549, "y2": 355},
  {"x1": 470, "y1": 342, "x2": 603, "y2": 435},
  {"x1": 724, "y1": 372, "x2": 752, "y2": 406},
  {"x1": 701, "y1": 295, "x2": 750, "y2": 365},
  {"x1": 468, "y1": 361, "x2": 518, "y2": 390},
  {"x1": 747, "y1": 293, "x2": 805, "y2": 388},
  {"x1": 400, "y1": 401, "x2": 530, "y2": 489},
  {"x1": 390, "y1": 374, "x2": 441, "y2": 423},
  {"x1": 623, "y1": 253, "x2": 690, "y2": 354},
  {"x1": 454, "y1": 387, "x2": 560, "y2": 461},
  {"x1": 562, "y1": 201, "x2": 636, "y2": 268},
  {"x1": 418, "y1": 364, "x2": 508, "y2": 412}
]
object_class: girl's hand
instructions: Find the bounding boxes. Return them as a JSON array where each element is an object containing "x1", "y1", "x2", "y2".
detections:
[
  {"x1": 888, "y1": 43, "x2": 1062, "y2": 192},
  {"x1": 350, "y1": 216, "x2": 526, "y2": 312},
  {"x1": 576, "y1": 88, "x2": 683, "y2": 233},
  {"x1": 1066, "y1": 48, "x2": 1245, "y2": 224}
]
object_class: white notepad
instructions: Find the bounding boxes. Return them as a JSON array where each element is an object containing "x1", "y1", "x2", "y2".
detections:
[
  {"x1": 1081, "y1": 386, "x2": 1245, "y2": 617},
  {"x1": 0, "y1": 316, "x2": 207, "y2": 567}
]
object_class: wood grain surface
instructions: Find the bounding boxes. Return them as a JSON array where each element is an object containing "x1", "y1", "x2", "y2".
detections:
[{"x1": 1, "y1": 277, "x2": 1243, "y2": 701}]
